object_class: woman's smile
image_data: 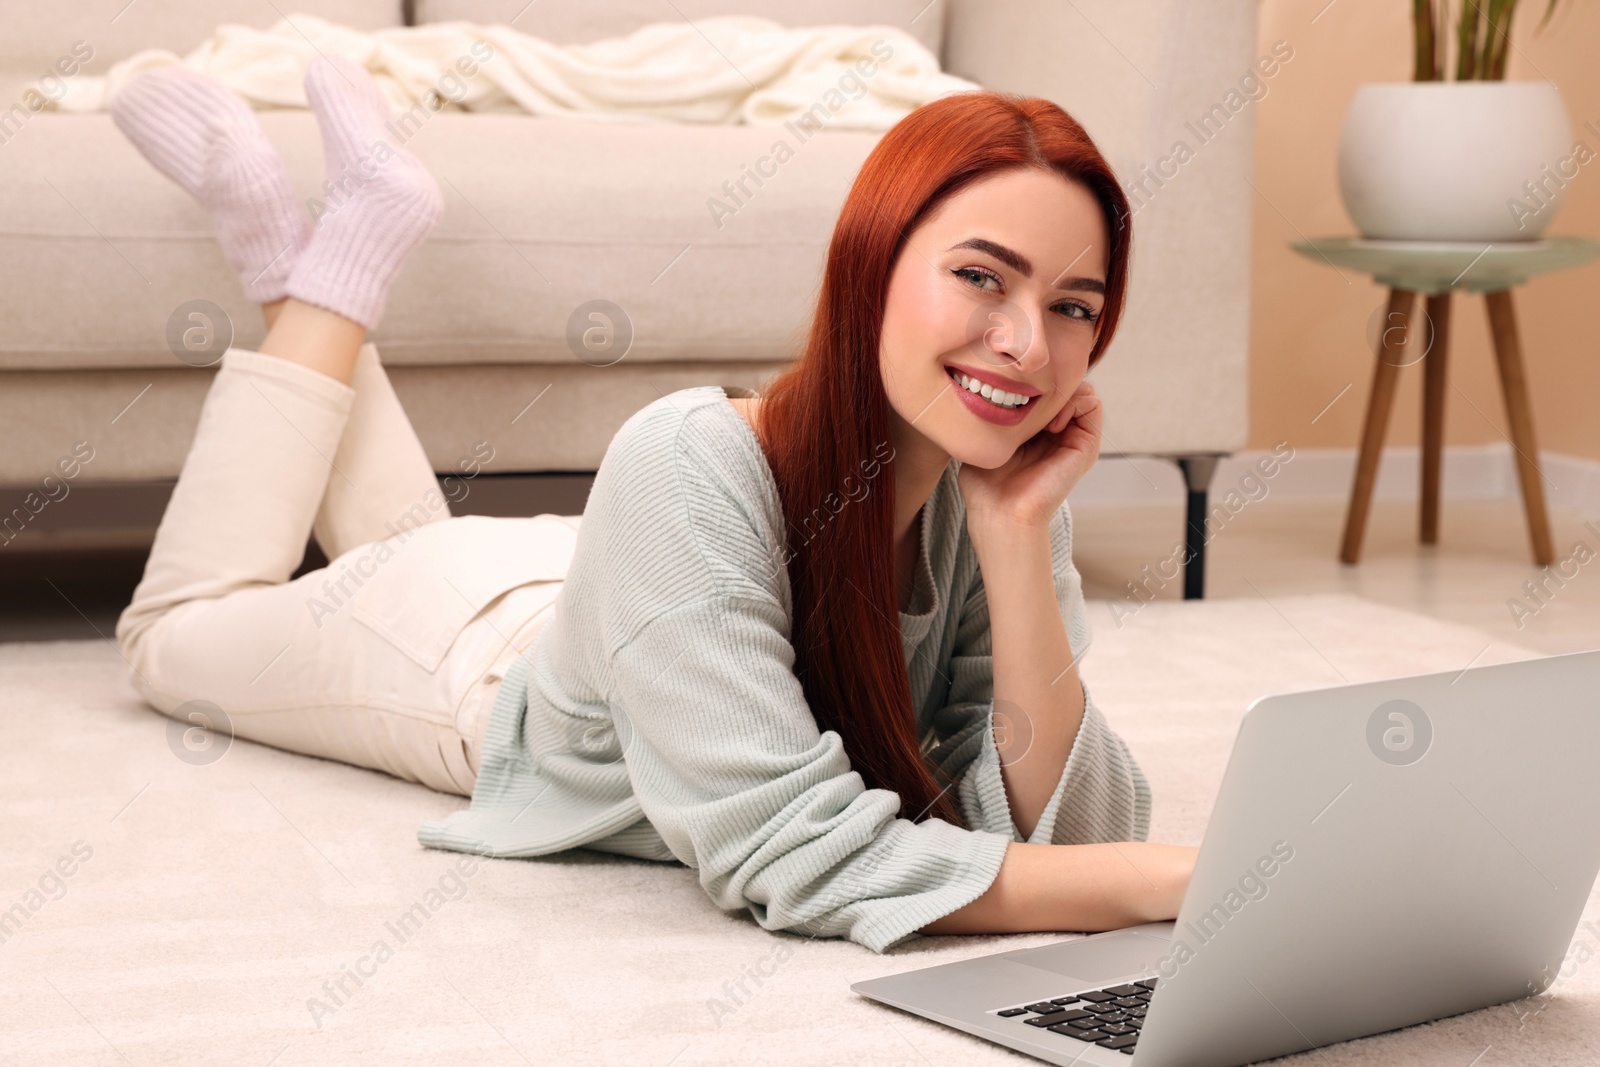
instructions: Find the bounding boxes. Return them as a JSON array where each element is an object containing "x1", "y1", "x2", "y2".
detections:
[
  {"x1": 944, "y1": 361, "x2": 1040, "y2": 405},
  {"x1": 945, "y1": 364, "x2": 1036, "y2": 426}
]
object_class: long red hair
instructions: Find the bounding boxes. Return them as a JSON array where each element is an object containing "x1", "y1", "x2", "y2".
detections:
[{"x1": 751, "y1": 91, "x2": 1134, "y2": 828}]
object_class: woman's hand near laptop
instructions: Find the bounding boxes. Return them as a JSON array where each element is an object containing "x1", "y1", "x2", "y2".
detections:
[{"x1": 918, "y1": 841, "x2": 1199, "y2": 936}]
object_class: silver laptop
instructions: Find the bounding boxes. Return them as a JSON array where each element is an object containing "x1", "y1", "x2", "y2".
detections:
[{"x1": 852, "y1": 648, "x2": 1600, "y2": 1066}]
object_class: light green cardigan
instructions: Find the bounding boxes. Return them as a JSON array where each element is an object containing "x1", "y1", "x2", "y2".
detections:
[{"x1": 419, "y1": 385, "x2": 1151, "y2": 953}]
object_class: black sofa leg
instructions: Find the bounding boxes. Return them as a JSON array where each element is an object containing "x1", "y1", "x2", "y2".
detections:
[{"x1": 1174, "y1": 455, "x2": 1222, "y2": 600}]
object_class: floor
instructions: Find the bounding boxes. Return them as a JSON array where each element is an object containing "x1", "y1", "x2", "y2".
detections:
[
  {"x1": 1072, "y1": 494, "x2": 1600, "y2": 656},
  {"x1": 9, "y1": 591, "x2": 1585, "y2": 1066},
  {"x1": 6, "y1": 485, "x2": 1600, "y2": 1066}
]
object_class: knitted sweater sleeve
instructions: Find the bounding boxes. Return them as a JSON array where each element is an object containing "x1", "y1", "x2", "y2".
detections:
[
  {"x1": 595, "y1": 398, "x2": 1011, "y2": 953},
  {"x1": 924, "y1": 500, "x2": 1152, "y2": 846}
]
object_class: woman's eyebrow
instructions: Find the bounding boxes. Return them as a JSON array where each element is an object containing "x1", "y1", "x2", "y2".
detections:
[
  {"x1": 1052, "y1": 274, "x2": 1106, "y2": 294},
  {"x1": 948, "y1": 237, "x2": 1031, "y2": 276},
  {"x1": 948, "y1": 237, "x2": 1105, "y2": 293}
]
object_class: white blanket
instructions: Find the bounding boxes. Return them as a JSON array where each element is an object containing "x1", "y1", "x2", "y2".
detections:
[{"x1": 54, "y1": 12, "x2": 979, "y2": 129}]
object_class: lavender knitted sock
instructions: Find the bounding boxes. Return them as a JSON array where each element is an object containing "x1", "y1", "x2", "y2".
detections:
[
  {"x1": 284, "y1": 55, "x2": 443, "y2": 331},
  {"x1": 110, "y1": 66, "x2": 309, "y2": 303}
]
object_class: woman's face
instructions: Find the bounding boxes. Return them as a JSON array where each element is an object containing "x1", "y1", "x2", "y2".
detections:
[{"x1": 878, "y1": 166, "x2": 1111, "y2": 470}]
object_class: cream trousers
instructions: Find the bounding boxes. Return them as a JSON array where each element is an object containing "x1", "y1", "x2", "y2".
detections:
[{"x1": 114, "y1": 344, "x2": 577, "y2": 796}]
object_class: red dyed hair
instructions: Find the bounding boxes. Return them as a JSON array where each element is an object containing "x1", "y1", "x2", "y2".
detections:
[{"x1": 750, "y1": 90, "x2": 1134, "y2": 828}]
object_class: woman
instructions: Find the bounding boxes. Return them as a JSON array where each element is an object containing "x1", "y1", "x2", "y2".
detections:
[{"x1": 112, "y1": 56, "x2": 1197, "y2": 954}]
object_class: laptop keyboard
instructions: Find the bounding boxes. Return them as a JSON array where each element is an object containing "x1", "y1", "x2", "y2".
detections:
[{"x1": 992, "y1": 976, "x2": 1157, "y2": 1054}]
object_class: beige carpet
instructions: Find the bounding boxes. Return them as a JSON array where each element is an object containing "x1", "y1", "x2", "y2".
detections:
[{"x1": 2, "y1": 594, "x2": 1594, "y2": 1066}]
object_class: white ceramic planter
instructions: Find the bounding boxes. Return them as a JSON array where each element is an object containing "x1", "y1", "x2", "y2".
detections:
[{"x1": 1337, "y1": 82, "x2": 1574, "y2": 242}]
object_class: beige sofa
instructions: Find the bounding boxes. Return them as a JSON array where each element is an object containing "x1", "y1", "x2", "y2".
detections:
[{"x1": 0, "y1": 0, "x2": 1254, "y2": 592}]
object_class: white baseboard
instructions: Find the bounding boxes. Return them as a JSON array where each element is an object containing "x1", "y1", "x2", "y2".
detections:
[{"x1": 1072, "y1": 445, "x2": 1600, "y2": 518}]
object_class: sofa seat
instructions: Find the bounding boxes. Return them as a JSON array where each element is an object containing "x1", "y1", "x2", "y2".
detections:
[
  {"x1": 0, "y1": 109, "x2": 882, "y2": 479},
  {"x1": 0, "y1": 110, "x2": 882, "y2": 371}
]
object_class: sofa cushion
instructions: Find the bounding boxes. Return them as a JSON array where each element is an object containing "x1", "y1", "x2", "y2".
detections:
[
  {"x1": 0, "y1": 110, "x2": 880, "y2": 371},
  {"x1": 0, "y1": 0, "x2": 402, "y2": 100},
  {"x1": 415, "y1": 0, "x2": 945, "y2": 58}
]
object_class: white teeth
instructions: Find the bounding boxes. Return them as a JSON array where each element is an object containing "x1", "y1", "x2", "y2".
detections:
[{"x1": 953, "y1": 371, "x2": 1028, "y2": 408}]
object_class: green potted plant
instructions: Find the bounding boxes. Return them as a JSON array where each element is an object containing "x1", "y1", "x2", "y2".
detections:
[{"x1": 1336, "y1": 0, "x2": 1576, "y2": 241}]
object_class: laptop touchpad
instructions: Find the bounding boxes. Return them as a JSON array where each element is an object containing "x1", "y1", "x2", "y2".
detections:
[{"x1": 1003, "y1": 931, "x2": 1168, "y2": 984}]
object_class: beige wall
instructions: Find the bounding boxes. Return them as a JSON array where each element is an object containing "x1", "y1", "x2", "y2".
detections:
[{"x1": 1250, "y1": 0, "x2": 1600, "y2": 462}]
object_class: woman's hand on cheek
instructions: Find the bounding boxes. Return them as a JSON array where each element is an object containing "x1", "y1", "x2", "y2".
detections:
[{"x1": 957, "y1": 379, "x2": 1103, "y2": 534}]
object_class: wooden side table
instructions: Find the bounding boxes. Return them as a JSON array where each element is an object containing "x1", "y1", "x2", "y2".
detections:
[{"x1": 1290, "y1": 236, "x2": 1600, "y2": 566}]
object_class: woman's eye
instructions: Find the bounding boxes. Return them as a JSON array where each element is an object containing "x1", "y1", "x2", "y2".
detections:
[
  {"x1": 954, "y1": 266, "x2": 1099, "y2": 322},
  {"x1": 953, "y1": 266, "x2": 1001, "y2": 292}
]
